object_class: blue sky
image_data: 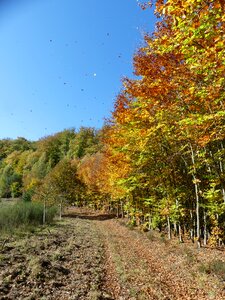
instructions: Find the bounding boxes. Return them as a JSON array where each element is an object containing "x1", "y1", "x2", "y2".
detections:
[{"x1": 0, "y1": 0, "x2": 156, "y2": 141}]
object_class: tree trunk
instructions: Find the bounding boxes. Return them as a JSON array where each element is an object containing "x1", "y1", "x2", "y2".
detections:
[
  {"x1": 173, "y1": 222, "x2": 177, "y2": 236},
  {"x1": 121, "y1": 201, "x2": 124, "y2": 218},
  {"x1": 116, "y1": 203, "x2": 119, "y2": 218},
  {"x1": 178, "y1": 224, "x2": 183, "y2": 243},
  {"x1": 203, "y1": 208, "x2": 207, "y2": 246},
  {"x1": 149, "y1": 214, "x2": 152, "y2": 230},
  {"x1": 167, "y1": 216, "x2": 171, "y2": 240},
  {"x1": 190, "y1": 210, "x2": 194, "y2": 242},
  {"x1": 219, "y1": 143, "x2": 225, "y2": 203},
  {"x1": 190, "y1": 144, "x2": 201, "y2": 248}
]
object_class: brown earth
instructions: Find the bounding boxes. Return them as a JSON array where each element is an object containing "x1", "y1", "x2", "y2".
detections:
[{"x1": 0, "y1": 207, "x2": 225, "y2": 300}]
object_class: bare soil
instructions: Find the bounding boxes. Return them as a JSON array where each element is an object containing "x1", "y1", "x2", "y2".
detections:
[{"x1": 0, "y1": 207, "x2": 225, "y2": 300}]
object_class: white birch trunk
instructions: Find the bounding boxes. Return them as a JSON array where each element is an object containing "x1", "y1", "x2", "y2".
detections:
[{"x1": 190, "y1": 144, "x2": 201, "y2": 248}]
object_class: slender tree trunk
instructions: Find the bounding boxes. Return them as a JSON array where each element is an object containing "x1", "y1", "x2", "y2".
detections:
[
  {"x1": 194, "y1": 180, "x2": 201, "y2": 248},
  {"x1": 219, "y1": 143, "x2": 225, "y2": 203},
  {"x1": 193, "y1": 208, "x2": 196, "y2": 239},
  {"x1": 184, "y1": 224, "x2": 187, "y2": 235},
  {"x1": 116, "y1": 203, "x2": 119, "y2": 218},
  {"x1": 174, "y1": 222, "x2": 177, "y2": 236},
  {"x1": 221, "y1": 183, "x2": 225, "y2": 203},
  {"x1": 175, "y1": 199, "x2": 179, "y2": 238},
  {"x1": 209, "y1": 144, "x2": 225, "y2": 203},
  {"x1": 190, "y1": 210, "x2": 194, "y2": 242},
  {"x1": 178, "y1": 224, "x2": 183, "y2": 243},
  {"x1": 203, "y1": 208, "x2": 207, "y2": 246},
  {"x1": 167, "y1": 216, "x2": 171, "y2": 240},
  {"x1": 121, "y1": 201, "x2": 124, "y2": 218},
  {"x1": 149, "y1": 214, "x2": 152, "y2": 230},
  {"x1": 190, "y1": 144, "x2": 201, "y2": 248}
]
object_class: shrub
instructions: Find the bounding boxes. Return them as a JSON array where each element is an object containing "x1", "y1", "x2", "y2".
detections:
[{"x1": 22, "y1": 190, "x2": 33, "y2": 202}]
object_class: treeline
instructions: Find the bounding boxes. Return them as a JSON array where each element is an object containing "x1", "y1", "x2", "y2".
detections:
[
  {"x1": 99, "y1": 0, "x2": 225, "y2": 247},
  {"x1": 98, "y1": 0, "x2": 225, "y2": 247},
  {"x1": 1, "y1": 0, "x2": 225, "y2": 247},
  {"x1": 0, "y1": 127, "x2": 101, "y2": 203}
]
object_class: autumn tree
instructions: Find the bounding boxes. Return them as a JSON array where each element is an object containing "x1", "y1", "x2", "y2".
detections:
[
  {"x1": 33, "y1": 158, "x2": 85, "y2": 219},
  {"x1": 101, "y1": 0, "x2": 225, "y2": 245}
]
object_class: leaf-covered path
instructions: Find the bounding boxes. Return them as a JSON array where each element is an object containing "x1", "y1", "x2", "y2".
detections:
[
  {"x1": 67, "y1": 207, "x2": 225, "y2": 300},
  {"x1": 0, "y1": 207, "x2": 225, "y2": 300},
  {"x1": 95, "y1": 215, "x2": 225, "y2": 300}
]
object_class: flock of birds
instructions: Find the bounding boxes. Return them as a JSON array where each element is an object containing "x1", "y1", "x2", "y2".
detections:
[
  {"x1": 31, "y1": 33, "x2": 123, "y2": 130},
  {"x1": 9, "y1": 22, "x2": 143, "y2": 137}
]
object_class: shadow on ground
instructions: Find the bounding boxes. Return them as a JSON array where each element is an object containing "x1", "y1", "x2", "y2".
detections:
[{"x1": 63, "y1": 212, "x2": 116, "y2": 221}]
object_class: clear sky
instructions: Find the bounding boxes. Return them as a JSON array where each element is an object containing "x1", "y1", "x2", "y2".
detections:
[{"x1": 0, "y1": 0, "x2": 156, "y2": 141}]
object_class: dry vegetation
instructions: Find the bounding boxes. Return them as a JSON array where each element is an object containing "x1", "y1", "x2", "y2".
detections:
[{"x1": 0, "y1": 216, "x2": 110, "y2": 300}]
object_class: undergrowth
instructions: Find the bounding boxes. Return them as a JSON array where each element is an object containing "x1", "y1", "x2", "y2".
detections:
[
  {"x1": 199, "y1": 259, "x2": 225, "y2": 280},
  {"x1": 0, "y1": 201, "x2": 57, "y2": 234}
]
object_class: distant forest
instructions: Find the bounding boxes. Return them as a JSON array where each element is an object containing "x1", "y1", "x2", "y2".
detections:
[{"x1": 0, "y1": 127, "x2": 101, "y2": 201}]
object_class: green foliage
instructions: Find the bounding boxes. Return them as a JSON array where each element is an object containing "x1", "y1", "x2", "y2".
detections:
[
  {"x1": 33, "y1": 158, "x2": 85, "y2": 207},
  {"x1": 0, "y1": 127, "x2": 101, "y2": 204},
  {"x1": 69, "y1": 127, "x2": 101, "y2": 158},
  {"x1": 0, "y1": 164, "x2": 22, "y2": 198},
  {"x1": 0, "y1": 137, "x2": 34, "y2": 160},
  {"x1": 0, "y1": 201, "x2": 57, "y2": 233},
  {"x1": 31, "y1": 152, "x2": 50, "y2": 179},
  {"x1": 22, "y1": 189, "x2": 34, "y2": 202},
  {"x1": 151, "y1": 214, "x2": 162, "y2": 230}
]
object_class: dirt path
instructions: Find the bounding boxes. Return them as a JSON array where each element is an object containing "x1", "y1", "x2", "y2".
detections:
[
  {"x1": 64, "y1": 207, "x2": 225, "y2": 300},
  {"x1": 96, "y1": 218, "x2": 225, "y2": 300},
  {"x1": 0, "y1": 208, "x2": 224, "y2": 300}
]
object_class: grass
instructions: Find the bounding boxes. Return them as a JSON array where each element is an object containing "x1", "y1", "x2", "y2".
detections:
[
  {"x1": 199, "y1": 259, "x2": 225, "y2": 280},
  {"x1": 0, "y1": 201, "x2": 57, "y2": 234}
]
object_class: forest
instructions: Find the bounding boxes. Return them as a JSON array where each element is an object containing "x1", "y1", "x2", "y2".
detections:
[{"x1": 0, "y1": 0, "x2": 225, "y2": 251}]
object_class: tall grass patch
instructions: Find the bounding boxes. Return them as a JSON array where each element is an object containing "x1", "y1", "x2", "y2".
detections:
[{"x1": 0, "y1": 201, "x2": 57, "y2": 233}]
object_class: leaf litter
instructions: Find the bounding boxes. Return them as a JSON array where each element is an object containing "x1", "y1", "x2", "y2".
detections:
[{"x1": 0, "y1": 207, "x2": 224, "y2": 300}]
